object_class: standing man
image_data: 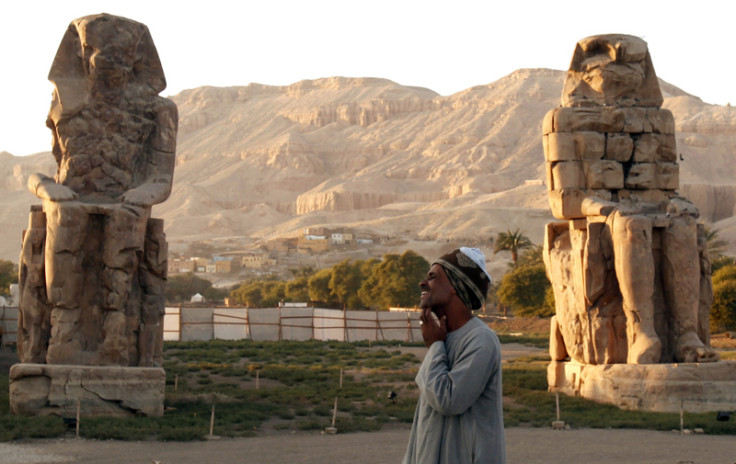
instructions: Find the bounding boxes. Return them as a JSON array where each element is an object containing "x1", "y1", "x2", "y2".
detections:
[{"x1": 403, "y1": 247, "x2": 506, "y2": 464}]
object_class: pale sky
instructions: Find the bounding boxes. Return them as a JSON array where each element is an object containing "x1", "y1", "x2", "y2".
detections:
[{"x1": 2, "y1": 0, "x2": 734, "y2": 156}]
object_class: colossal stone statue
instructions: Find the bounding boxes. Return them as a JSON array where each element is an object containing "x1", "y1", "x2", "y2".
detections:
[
  {"x1": 543, "y1": 34, "x2": 715, "y2": 365},
  {"x1": 11, "y1": 13, "x2": 175, "y2": 417},
  {"x1": 543, "y1": 35, "x2": 736, "y2": 413}
]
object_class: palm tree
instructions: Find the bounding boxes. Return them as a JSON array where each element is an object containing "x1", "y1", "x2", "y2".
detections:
[
  {"x1": 493, "y1": 228, "x2": 533, "y2": 267},
  {"x1": 705, "y1": 226, "x2": 728, "y2": 258}
]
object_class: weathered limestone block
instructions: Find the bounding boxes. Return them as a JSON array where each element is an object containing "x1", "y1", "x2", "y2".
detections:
[
  {"x1": 9, "y1": 364, "x2": 165, "y2": 417},
  {"x1": 624, "y1": 163, "x2": 656, "y2": 189},
  {"x1": 544, "y1": 132, "x2": 605, "y2": 161},
  {"x1": 656, "y1": 133, "x2": 678, "y2": 162},
  {"x1": 553, "y1": 107, "x2": 625, "y2": 133},
  {"x1": 632, "y1": 133, "x2": 659, "y2": 162},
  {"x1": 542, "y1": 108, "x2": 556, "y2": 135},
  {"x1": 584, "y1": 160, "x2": 624, "y2": 189},
  {"x1": 551, "y1": 161, "x2": 585, "y2": 189},
  {"x1": 646, "y1": 108, "x2": 676, "y2": 135},
  {"x1": 548, "y1": 189, "x2": 612, "y2": 220},
  {"x1": 604, "y1": 133, "x2": 634, "y2": 162},
  {"x1": 656, "y1": 162, "x2": 679, "y2": 190},
  {"x1": 548, "y1": 361, "x2": 736, "y2": 413},
  {"x1": 621, "y1": 107, "x2": 654, "y2": 133},
  {"x1": 617, "y1": 189, "x2": 670, "y2": 205}
]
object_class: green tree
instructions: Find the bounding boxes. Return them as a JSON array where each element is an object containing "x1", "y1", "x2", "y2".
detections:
[
  {"x1": 308, "y1": 268, "x2": 334, "y2": 304},
  {"x1": 329, "y1": 259, "x2": 364, "y2": 308},
  {"x1": 358, "y1": 250, "x2": 429, "y2": 310},
  {"x1": 166, "y1": 272, "x2": 213, "y2": 303},
  {"x1": 230, "y1": 280, "x2": 263, "y2": 307},
  {"x1": 203, "y1": 286, "x2": 231, "y2": 304},
  {"x1": 0, "y1": 260, "x2": 18, "y2": 297},
  {"x1": 711, "y1": 255, "x2": 735, "y2": 273},
  {"x1": 285, "y1": 276, "x2": 310, "y2": 302},
  {"x1": 260, "y1": 281, "x2": 285, "y2": 307},
  {"x1": 516, "y1": 244, "x2": 544, "y2": 268},
  {"x1": 711, "y1": 264, "x2": 736, "y2": 332},
  {"x1": 497, "y1": 264, "x2": 552, "y2": 316},
  {"x1": 494, "y1": 229, "x2": 533, "y2": 266}
]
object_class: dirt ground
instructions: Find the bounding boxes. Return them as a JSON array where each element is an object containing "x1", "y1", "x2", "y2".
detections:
[{"x1": 3, "y1": 426, "x2": 736, "y2": 464}]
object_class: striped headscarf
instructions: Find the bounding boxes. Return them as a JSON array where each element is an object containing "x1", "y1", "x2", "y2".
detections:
[{"x1": 434, "y1": 247, "x2": 492, "y2": 310}]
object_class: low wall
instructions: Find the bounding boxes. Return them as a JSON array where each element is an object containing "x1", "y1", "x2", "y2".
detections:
[
  {"x1": 165, "y1": 306, "x2": 422, "y2": 342},
  {"x1": 0, "y1": 306, "x2": 422, "y2": 344}
]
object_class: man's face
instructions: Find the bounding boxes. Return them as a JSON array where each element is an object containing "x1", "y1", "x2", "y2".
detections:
[{"x1": 419, "y1": 264, "x2": 455, "y2": 316}]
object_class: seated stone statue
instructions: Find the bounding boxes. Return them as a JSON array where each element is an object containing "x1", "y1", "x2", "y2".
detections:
[
  {"x1": 18, "y1": 14, "x2": 176, "y2": 367},
  {"x1": 542, "y1": 34, "x2": 717, "y2": 364}
]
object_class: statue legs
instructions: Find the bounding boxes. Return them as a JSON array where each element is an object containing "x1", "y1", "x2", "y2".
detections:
[
  {"x1": 662, "y1": 216, "x2": 718, "y2": 362},
  {"x1": 611, "y1": 213, "x2": 661, "y2": 364},
  {"x1": 100, "y1": 206, "x2": 149, "y2": 365},
  {"x1": 44, "y1": 201, "x2": 89, "y2": 364},
  {"x1": 42, "y1": 201, "x2": 149, "y2": 365}
]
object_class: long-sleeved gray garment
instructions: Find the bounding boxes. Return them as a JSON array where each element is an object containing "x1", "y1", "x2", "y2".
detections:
[{"x1": 402, "y1": 317, "x2": 506, "y2": 464}]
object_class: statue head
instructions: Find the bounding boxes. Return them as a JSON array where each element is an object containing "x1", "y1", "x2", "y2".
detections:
[
  {"x1": 48, "y1": 13, "x2": 167, "y2": 114},
  {"x1": 562, "y1": 34, "x2": 663, "y2": 108}
]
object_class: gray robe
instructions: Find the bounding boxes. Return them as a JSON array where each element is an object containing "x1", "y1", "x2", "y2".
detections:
[{"x1": 402, "y1": 317, "x2": 506, "y2": 464}]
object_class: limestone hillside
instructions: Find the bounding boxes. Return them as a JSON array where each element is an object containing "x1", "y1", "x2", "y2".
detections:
[{"x1": 2, "y1": 69, "x2": 736, "y2": 266}]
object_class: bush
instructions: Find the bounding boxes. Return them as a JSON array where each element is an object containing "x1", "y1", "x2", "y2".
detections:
[
  {"x1": 712, "y1": 278, "x2": 736, "y2": 331},
  {"x1": 497, "y1": 264, "x2": 552, "y2": 316}
]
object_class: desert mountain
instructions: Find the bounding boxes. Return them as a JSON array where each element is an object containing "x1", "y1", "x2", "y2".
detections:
[{"x1": 2, "y1": 69, "x2": 736, "y2": 270}]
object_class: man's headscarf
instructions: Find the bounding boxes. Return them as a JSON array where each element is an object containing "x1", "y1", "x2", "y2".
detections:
[{"x1": 434, "y1": 247, "x2": 492, "y2": 310}]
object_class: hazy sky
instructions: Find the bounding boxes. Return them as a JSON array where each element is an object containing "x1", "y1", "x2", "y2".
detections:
[{"x1": 2, "y1": 0, "x2": 734, "y2": 156}]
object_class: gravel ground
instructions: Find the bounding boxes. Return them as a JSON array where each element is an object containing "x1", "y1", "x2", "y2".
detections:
[{"x1": 2, "y1": 426, "x2": 736, "y2": 464}]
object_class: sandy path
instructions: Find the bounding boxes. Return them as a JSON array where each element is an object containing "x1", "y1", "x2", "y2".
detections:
[{"x1": 3, "y1": 426, "x2": 736, "y2": 464}]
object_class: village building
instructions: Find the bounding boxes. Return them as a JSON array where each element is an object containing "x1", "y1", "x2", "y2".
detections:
[{"x1": 168, "y1": 259, "x2": 196, "y2": 274}]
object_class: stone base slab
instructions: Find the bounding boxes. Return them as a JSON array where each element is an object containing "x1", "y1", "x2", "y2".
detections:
[
  {"x1": 548, "y1": 361, "x2": 736, "y2": 413},
  {"x1": 9, "y1": 363, "x2": 165, "y2": 417}
]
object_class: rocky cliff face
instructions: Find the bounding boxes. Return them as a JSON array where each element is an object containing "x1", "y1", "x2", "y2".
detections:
[{"x1": 2, "y1": 70, "x2": 736, "y2": 261}]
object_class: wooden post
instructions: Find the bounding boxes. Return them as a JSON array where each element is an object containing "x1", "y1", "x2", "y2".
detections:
[
  {"x1": 174, "y1": 374, "x2": 178, "y2": 392},
  {"x1": 339, "y1": 368, "x2": 343, "y2": 389},
  {"x1": 75, "y1": 399, "x2": 81, "y2": 438},
  {"x1": 210, "y1": 404, "x2": 215, "y2": 437},
  {"x1": 331, "y1": 396, "x2": 338, "y2": 428}
]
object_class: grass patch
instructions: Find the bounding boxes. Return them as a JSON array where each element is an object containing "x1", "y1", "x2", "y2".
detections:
[
  {"x1": 496, "y1": 333, "x2": 549, "y2": 349},
  {"x1": 2, "y1": 335, "x2": 735, "y2": 441}
]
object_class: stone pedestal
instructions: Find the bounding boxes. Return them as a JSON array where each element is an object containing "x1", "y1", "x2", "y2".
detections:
[
  {"x1": 9, "y1": 363, "x2": 165, "y2": 417},
  {"x1": 548, "y1": 361, "x2": 736, "y2": 413}
]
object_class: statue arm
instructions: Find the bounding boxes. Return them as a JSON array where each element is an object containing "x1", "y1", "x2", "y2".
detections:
[
  {"x1": 121, "y1": 159, "x2": 174, "y2": 207},
  {"x1": 121, "y1": 98, "x2": 177, "y2": 207},
  {"x1": 27, "y1": 173, "x2": 77, "y2": 201}
]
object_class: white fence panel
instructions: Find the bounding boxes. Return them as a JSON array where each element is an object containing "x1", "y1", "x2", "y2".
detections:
[
  {"x1": 0, "y1": 307, "x2": 18, "y2": 344},
  {"x1": 313, "y1": 308, "x2": 345, "y2": 341},
  {"x1": 163, "y1": 306, "x2": 180, "y2": 341},
  {"x1": 377, "y1": 311, "x2": 416, "y2": 342},
  {"x1": 248, "y1": 308, "x2": 280, "y2": 341},
  {"x1": 280, "y1": 307, "x2": 313, "y2": 341},
  {"x1": 345, "y1": 310, "x2": 377, "y2": 342},
  {"x1": 181, "y1": 307, "x2": 214, "y2": 341},
  {"x1": 213, "y1": 308, "x2": 249, "y2": 340}
]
